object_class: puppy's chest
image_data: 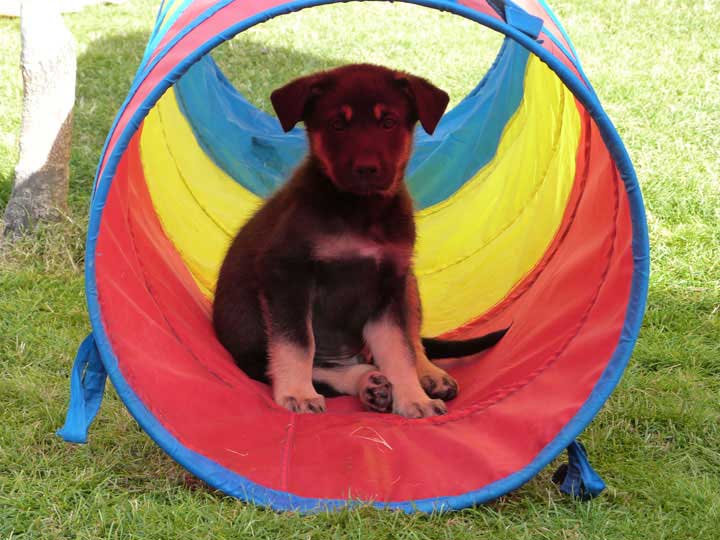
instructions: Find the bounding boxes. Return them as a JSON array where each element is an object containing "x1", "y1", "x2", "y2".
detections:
[
  {"x1": 311, "y1": 256, "x2": 398, "y2": 334},
  {"x1": 311, "y1": 234, "x2": 411, "y2": 320},
  {"x1": 312, "y1": 233, "x2": 412, "y2": 268}
]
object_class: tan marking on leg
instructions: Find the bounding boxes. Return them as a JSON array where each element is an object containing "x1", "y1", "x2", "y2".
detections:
[
  {"x1": 406, "y1": 273, "x2": 459, "y2": 400},
  {"x1": 312, "y1": 364, "x2": 393, "y2": 412},
  {"x1": 268, "y1": 339, "x2": 325, "y2": 413},
  {"x1": 312, "y1": 363, "x2": 375, "y2": 396},
  {"x1": 340, "y1": 104, "x2": 353, "y2": 122},
  {"x1": 363, "y1": 313, "x2": 446, "y2": 418},
  {"x1": 415, "y1": 350, "x2": 458, "y2": 401},
  {"x1": 261, "y1": 294, "x2": 324, "y2": 413}
]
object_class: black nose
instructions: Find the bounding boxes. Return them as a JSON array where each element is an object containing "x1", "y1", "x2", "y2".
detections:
[{"x1": 354, "y1": 162, "x2": 379, "y2": 178}]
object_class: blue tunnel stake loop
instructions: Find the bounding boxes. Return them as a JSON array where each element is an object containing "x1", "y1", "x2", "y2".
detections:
[
  {"x1": 552, "y1": 440, "x2": 606, "y2": 500},
  {"x1": 57, "y1": 333, "x2": 108, "y2": 444}
]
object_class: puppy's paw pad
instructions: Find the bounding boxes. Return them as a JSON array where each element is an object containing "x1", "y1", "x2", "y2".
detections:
[
  {"x1": 358, "y1": 371, "x2": 393, "y2": 413},
  {"x1": 420, "y1": 373, "x2": 458, "y2": 401},
  {"x1": 395, "y1": 397, "x2": 447, "y2": 418},
  {"x1": 279, "y1": 394, "x2": 326, "y2": 414}
]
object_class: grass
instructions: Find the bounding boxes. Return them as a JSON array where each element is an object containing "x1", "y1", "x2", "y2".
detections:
[{"x1": 1, "y1": 0, "x2": 718, "y2": 538}]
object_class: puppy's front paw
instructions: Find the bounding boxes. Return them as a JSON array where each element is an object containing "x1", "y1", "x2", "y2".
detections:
[
  {"x1": 278, "y1": 393, "x2": 326, "y2": 414},
  {"x1": 393, "y1": 396, "x2": 447, "y2": 418},
  {"x1": 420, "y1": 371, "x2": 458, "y2": 401},
  {"x1": 357, "y1": 371, "x2": 393, "y2": 413}
]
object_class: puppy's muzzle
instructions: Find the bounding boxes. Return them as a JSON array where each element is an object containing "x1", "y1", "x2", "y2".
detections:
[
  {"x1": 353, "y1": 160, "x2": 380, "y2": 179},
  {"x1": 348, "y1": 159, "x2": 394, "y2": 193}
]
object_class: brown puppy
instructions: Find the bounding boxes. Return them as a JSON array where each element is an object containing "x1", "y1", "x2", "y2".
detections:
[{"x1": 213, "y1": 64, "x2": 506, "y2": 418}]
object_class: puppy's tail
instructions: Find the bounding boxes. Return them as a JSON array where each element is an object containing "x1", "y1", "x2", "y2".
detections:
[{"x1": 421, "y1": 326, "x2": 510, "y2": 359}]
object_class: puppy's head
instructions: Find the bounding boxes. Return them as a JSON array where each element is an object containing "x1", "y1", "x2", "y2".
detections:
[{"x1": 271, "y1": 64, "x2": 449, "y2": 196}]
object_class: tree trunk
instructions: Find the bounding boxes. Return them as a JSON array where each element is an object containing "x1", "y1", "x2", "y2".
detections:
[{"x1": 2, "y1": 0, "x2": 76, "y2": 238}]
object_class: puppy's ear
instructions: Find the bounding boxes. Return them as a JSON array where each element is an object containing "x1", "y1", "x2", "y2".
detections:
[
  {"x1": 395, "y1": 73, "x2": 449, "y2": 135},
  {"x1": 270, "y1": 73, "x2": 329, "y2": 132}
]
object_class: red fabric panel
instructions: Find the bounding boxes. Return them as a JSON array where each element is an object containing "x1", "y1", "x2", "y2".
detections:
[
  {"x1": 149, "y1": 0, "x2": 290, "y2": 65},
  {"x1": 513, "y1": 0, "x2": 575, "y2": 61},
  {"x1": 97, "y1": 128, "x2": 293, "y2": 489},
  {"x1": 540, "y1": 34, "x2": 583, "y2": 81},
  {"x1": 95, "y1": 103, "x2": 634, "y2": 502}
]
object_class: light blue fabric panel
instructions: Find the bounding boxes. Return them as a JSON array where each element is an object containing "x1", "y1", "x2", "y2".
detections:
[{"x1": 173, "y1": 38, "x2": 530, "y2": 208}]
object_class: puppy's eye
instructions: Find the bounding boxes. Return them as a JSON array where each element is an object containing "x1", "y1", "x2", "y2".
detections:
[
  {"x1": 331, "y1": 118, "x2": 348, "y2": 131},
  {"x1": 381, "y1": 116, "x2": 398, "y2": 130}
]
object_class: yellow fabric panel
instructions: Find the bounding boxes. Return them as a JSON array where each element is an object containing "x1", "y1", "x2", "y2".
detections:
[
  {"x1": 151, "y1": 88, "x2": 260, "y2": 234},
  {"x1": 415, "y1": 56, "x2": 581, "y2": 334},
  {"x1": 139, "y1": 56, "x2": 580, "y2": 335},
  {"x1": 139, "y1": 90, "x2": 259, "y2": 297}
]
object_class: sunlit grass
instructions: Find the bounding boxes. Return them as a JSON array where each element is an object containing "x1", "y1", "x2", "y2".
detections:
[{"x1": 1, "y1": 1, "x2": 718, "y2": 538}]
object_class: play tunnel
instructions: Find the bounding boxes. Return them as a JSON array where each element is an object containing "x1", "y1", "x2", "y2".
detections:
[{"x1": 58, "y1": 0, "x2": 650, "y2": 512}]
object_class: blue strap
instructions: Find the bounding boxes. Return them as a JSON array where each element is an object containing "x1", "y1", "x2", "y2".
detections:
[
  {"x1": 505, "y1": 1, "x2": 544, "y2": 39},
  {"x1": 552, "y1": 440, "x2": 606, "y2": 500},
  {"x1": 56, "y1": 333, "x2": 108, "y2": 444}
]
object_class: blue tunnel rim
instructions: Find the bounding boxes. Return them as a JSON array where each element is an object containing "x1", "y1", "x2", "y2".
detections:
[{"x1": 83, "y1": 0, "x2": 650, "y2": 513}]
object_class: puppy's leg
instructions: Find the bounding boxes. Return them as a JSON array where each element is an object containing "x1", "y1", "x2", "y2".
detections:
[
  {"x1": 312, "y1": 364, "x2": 393, "y2": 412},
  {"x1": 267, "y1": 338, "x2": 325, "y2": 413},
  {"x1": 213, "y1": 277, "x2": 270, "y2": 382},
  {"x1": 364, "y1": 301, "x2": 446, "y2": 418},
  {"x1": 406, "y1": 273, "x2": 459, "y2": 400},
  {"x1": 261, "y1": 257, "x2": 325, "y2": 414}
]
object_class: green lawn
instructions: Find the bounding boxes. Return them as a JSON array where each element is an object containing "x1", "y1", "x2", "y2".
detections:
[{"x1": 1, "y1": 1, "x2": 719, "y2": 538}]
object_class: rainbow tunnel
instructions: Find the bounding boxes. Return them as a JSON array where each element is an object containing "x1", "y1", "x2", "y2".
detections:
[{"x1": 58, "y1": 0, "x2": 650, "y2": 512}]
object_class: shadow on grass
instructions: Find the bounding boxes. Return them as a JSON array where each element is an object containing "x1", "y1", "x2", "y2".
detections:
[{"x1": 0, "y1": 171, "x2": 11, "y2": 211}]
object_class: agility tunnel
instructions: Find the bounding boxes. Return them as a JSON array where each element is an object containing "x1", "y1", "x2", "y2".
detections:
[{"x1": 58, "y1": 0, "x2": 650, "y2": 512}]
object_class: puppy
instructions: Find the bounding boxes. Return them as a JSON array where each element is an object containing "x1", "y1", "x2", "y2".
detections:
[{"x1": 213, "y1": 64, "x2": 506, "y2": 418}]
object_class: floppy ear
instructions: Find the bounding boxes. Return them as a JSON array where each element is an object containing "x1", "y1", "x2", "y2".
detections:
[
  {"x1": 395, "y1": 73, "x2": 449, "y2": 135},
  {"x1": 270, "y1": 73, "x2": 329, "y2": 132}
]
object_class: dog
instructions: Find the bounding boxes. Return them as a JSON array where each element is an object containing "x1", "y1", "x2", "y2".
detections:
[{"x1": 213, "y1": 64, "x2": 506, "y2": 418}]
